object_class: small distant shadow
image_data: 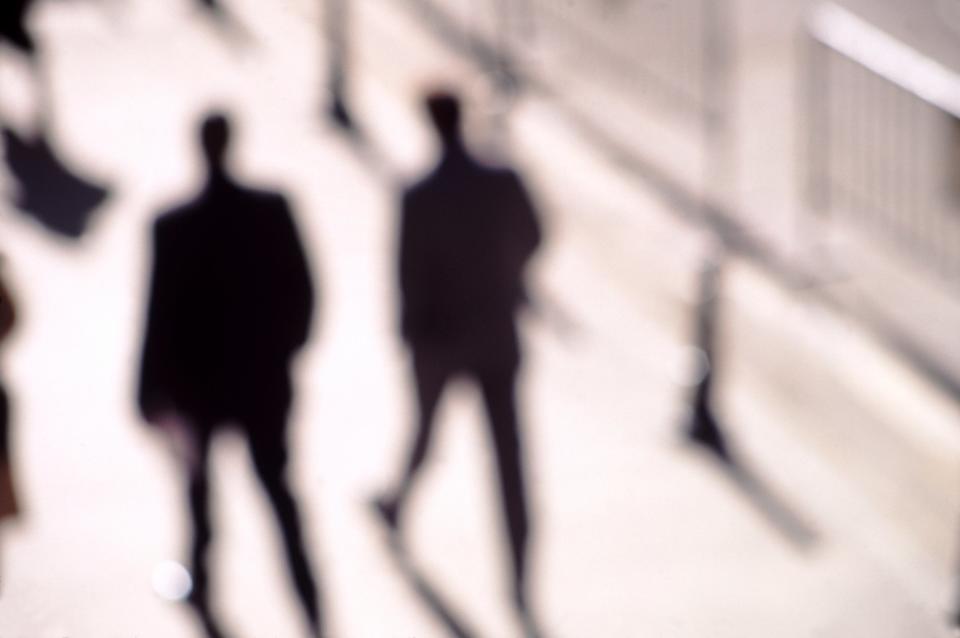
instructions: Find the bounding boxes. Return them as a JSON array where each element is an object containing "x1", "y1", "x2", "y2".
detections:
[
  {"x1": 2, "y1": 127, "x2": 109, "y2": 239},
  {"x1": 326, "y1": 118, "x2": 401, "y2": 189},
  {"x1": 682, "y1": 254, "x2": 818, "y2": 551},
  {"x1": 684, "y1": 422, "x2": 820, "y2": 551},
  {"x1": 371, "y1": 508, "x2": 482, "y2": 638}
]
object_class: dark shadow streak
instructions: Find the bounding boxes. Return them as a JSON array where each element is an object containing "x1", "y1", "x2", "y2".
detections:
[
  {"x1": 514, "y1": 1, "x2": 703, "y2": 114},
  {"x1": 683, "y1": 255, "x2": 818, "y2": 551},
  {"x1": 687, "y1": 438, "x2": 819, "y2": 550},
  {"x1": 377, "y1": 527, "x2": 481, "y2": 638},
  {"x1": 332, "y1": 125, "x2": 401, "y2": 189}
]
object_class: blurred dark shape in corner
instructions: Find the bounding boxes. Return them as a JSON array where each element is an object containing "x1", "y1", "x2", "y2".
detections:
[
  {"x1": 683, "y1": 249, "x2": 818, "y2": 551},
  {"x1": 137, "y1": 112, "x2": 323, "y2": 638},
  {"x1": 0, "y1": 261, "x2": 19, "y2": 537},
  {"x1": 2, "y1": 128, "x2": 109, "y2": 239},
  {"x1": 1, "y1": 0, "x2": 36, "y2": 58},
  {"x1": 2, "y1": 0, "x2": 110, "y2": 239},
  {"x1": 323, "y1": 0, "x2": 354, "y2": 131},
  {"x1": 372, "y1": 89, "x2": 547, "y2": 638}
]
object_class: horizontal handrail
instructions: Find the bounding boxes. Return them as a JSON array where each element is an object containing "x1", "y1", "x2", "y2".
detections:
[{"x1": 807, "y1": 2, "x2": 960, "y2": 119}]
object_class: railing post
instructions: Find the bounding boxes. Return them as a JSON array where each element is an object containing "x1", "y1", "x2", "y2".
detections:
[
  {"x1": 701, "y1": 0, "x2": 735, "y2": 225},
  {"x1": 804, "y1": 34, "x2": 831, "y2": 214}
]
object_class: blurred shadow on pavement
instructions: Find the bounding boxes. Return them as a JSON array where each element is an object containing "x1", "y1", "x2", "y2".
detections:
[
  {"x1": 375, "y1": 520, "x2": 481, "y2": 638},
  {"x1": 2, "y1": 127, "x2": 109, "y2": 239},
  {"x1": 683, "y1": 252, "x2": 819, "y2": 551}
]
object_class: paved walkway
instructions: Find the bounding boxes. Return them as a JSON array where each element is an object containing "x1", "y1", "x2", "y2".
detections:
[{"x1": 0, "y1": 1, "x2": 958, "y2": 637}]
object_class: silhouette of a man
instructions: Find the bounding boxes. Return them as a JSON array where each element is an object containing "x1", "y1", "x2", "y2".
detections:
[
  {"x1": 374, "y1": 91, "x2": 543, "y2": 633},
  {"x1": 138, "y1": 113, "x2": 322, "y2": 638}
]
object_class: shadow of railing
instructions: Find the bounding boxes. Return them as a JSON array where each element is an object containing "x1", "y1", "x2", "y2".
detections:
[
  {"x1": 685, "y1": 427, "x2": 820, "y2": 551},
  {"x1": 377, "y1": 528, "x2": 482, "y2": 638}
]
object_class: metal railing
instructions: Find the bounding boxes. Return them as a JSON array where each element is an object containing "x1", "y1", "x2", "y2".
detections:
[{"x1": 804, "y1": 2, "x2": 960, "y2": 286}]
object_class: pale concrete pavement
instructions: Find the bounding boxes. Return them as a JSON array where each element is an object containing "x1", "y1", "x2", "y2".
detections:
[{"x1": 0, "y1": 1, "x2": 958, "y2": 637}]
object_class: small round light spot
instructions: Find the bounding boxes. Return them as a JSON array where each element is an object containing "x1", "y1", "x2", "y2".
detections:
[
  {"x1": 669, "y1": 346, "x2": 710, "y2": 387},
  {"x1": 151, "y1": 559, "x2": 193, "y2": 601}
]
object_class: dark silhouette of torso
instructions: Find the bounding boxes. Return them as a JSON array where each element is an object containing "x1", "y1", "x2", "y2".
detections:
[
  {"x1": 137, "y1": 114, "x2": 322, "y2": 637},
  {"x1": 139, "y1": 172, "x2": 313, "y2": 431},
  {"x1": 399, "y1": 142, "x2": 540, "y2": 355}
]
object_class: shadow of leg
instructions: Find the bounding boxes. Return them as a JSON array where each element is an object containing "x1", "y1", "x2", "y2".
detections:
[
  {"x1": 373, "y1": 352, "x2": 449, "y2": 534},
  {"x1": 252, "y1": 443, "x2": 324, "y2": 637},
  {"x1": 480, "y1": 368, "x2": 548, "y2": 638},
  {"x1": 186, "y1": 432, "x2": 233, "y2": 638}
]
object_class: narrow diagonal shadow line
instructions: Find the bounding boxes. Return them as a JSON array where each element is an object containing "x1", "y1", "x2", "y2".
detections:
[
  {"x1": 693, "y1": 444, "x2": 820, "y2": 551},
  {"x1": 382, "y1": 536, "x2": 482, "y2": 638},
  {"x1": 324, "y1": 117, "x2": 403, "y2": 190},
  {"x1": 398, "y1": 0, "x2": 960, "y2": 399}
]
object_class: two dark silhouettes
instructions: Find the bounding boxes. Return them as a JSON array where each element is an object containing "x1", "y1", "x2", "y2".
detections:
[{"x1": 138, "y1": 93, "x2": 543, "y2": 637}]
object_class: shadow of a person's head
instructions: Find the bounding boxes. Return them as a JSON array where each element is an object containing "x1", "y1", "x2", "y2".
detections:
[
  {"x1": 424, "y1": 89, "x2": 463, "y2": 148},
  {"x1": 199, "y1": 111, "x2": 231, "y2": 175}
]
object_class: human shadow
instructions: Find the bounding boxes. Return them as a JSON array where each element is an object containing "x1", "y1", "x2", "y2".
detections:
[
  {"x1": 371, "y1": 90, "x2": 547, "y2": 638},
  {"x1": 682, "y1": 252, "x2": 819, "y2": 550},
  {"x1": 137, "y1": 112, "x2": 323, "y2": 638},
  {"x1": 315, "y1": 0, "x2": 408, "y2": 188},
  {"x1": 2, "y1": 127, "x2": 110, "y2": 239}
]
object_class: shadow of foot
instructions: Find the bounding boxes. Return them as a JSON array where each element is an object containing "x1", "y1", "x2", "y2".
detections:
[
  {"x1": 371, "y1": 495, "x2": 399, "y2": 535},
  {"x1": 328, "y1": 96, "x2": 354, "y2": 131},
  {"x1": 684, "y1": 408, "x2": 732, "y2": 462},
  {"x1": 188, "y1": 593, "x2": 233, "y2": 638}
]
